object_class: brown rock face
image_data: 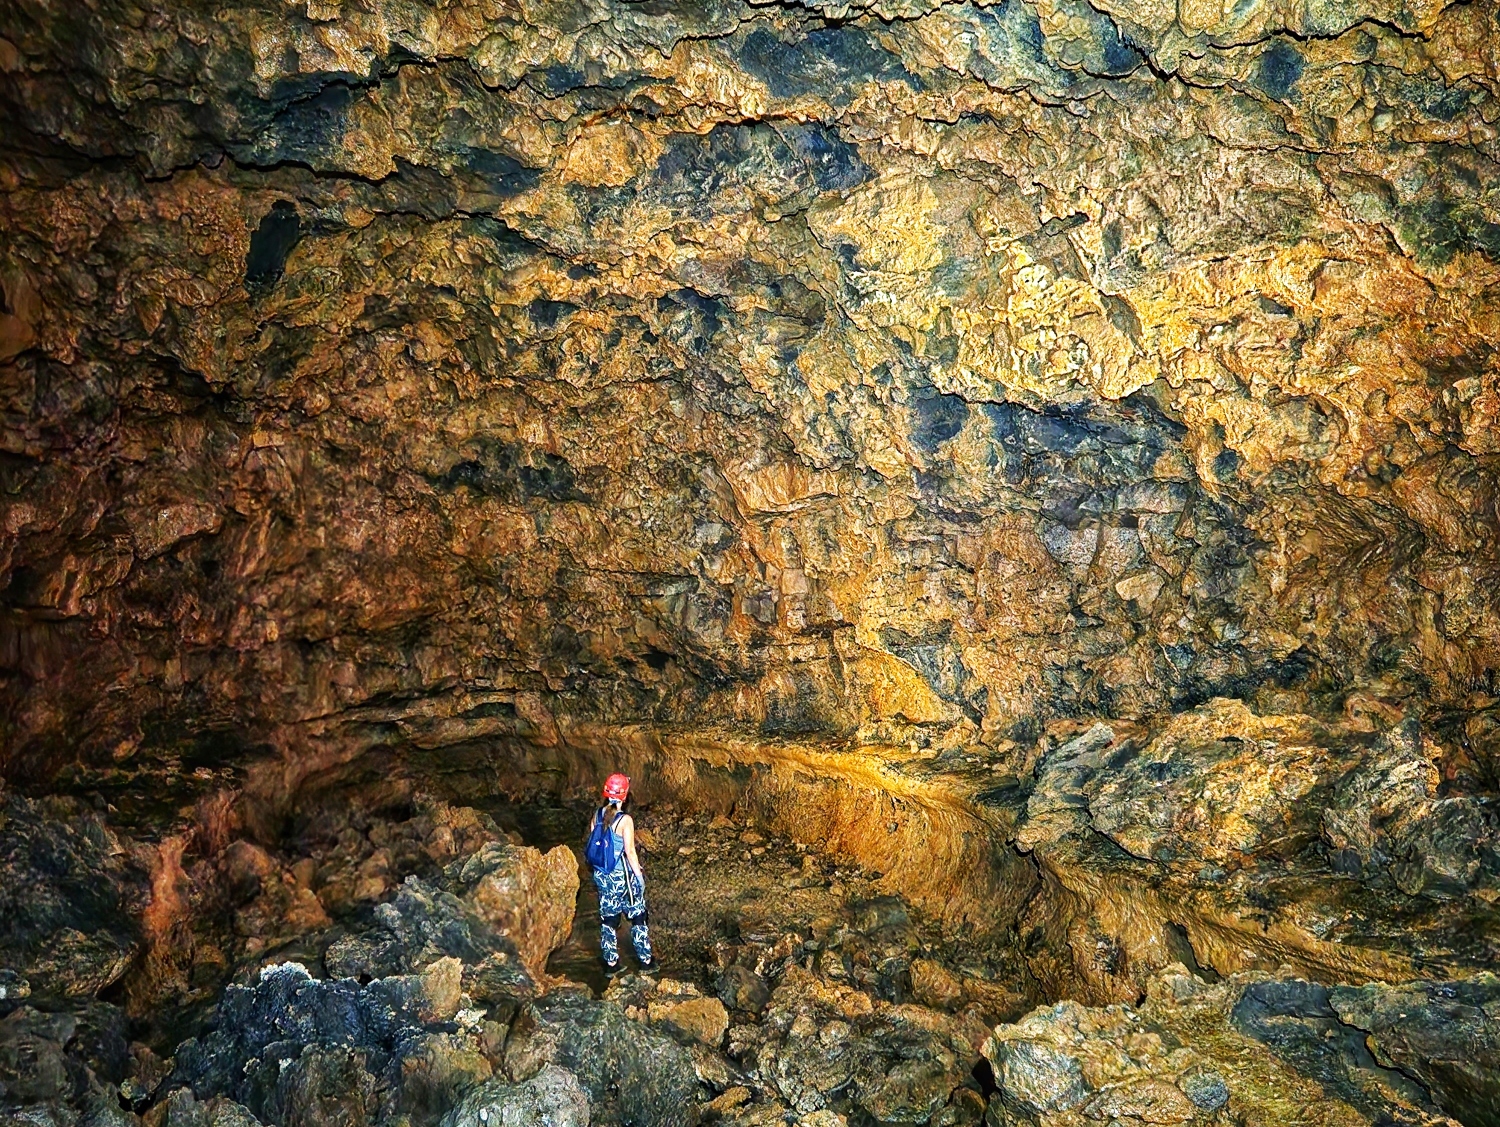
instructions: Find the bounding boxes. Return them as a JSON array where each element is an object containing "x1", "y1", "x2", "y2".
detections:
[
  {"x1": 1, "y1": 0, "x2": 1499, "y2": 1124},
  {"x1": 449, "y1": 843, "x2": 580, "y2": 979},
  {"x1": 647, "y1": 995, "x2": 730, "y2": 1049},
  {"x1": 982, "y1": 965, "x2": 1473, "y2": 1127}
]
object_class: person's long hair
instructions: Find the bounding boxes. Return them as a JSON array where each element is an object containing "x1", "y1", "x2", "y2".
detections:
[{"x1": 601, "y1": 796, "x2": 624, "y2": 829}]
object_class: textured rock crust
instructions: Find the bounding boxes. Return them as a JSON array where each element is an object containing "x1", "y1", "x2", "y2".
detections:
[
  {"x1": 982, "y1": 964, "x2": 1495, "y2": 1126},
  {"x1": 2, "y1": 0, "x2": 1497, "y2": 778},
  {"x1": 448, "y1": 842, "x2": 580, "y2": 979},
  {"x1": 3, "y1": 781, "x2": 1499, "y2": 1127},
  {"x1": 3, "y1": 1, "x2": 1500, "y2": 1124},
  {"x1": 0, "y1": 787, "x2": 142, "y2": 1005}
]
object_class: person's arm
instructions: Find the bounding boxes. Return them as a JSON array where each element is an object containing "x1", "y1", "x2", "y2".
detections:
[{"x1": 620, "y1": 814, "x2": 643, "y2": 880}]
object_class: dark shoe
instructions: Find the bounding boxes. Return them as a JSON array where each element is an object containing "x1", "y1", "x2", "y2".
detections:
[
  {"x1": 603, "y1": 960, "x2": 622, "y2": 976},
  {"x1": 637, "y1": 957, "x2": 657, "y2": 972}
]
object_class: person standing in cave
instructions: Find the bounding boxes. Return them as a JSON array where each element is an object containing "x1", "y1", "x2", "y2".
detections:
[{"x1": 585, "y1": 773, "x2": 655, "y2": 973}]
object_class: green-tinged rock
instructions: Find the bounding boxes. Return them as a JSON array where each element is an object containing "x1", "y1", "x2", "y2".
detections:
[
  {"x1": 505, "y1": 992, "x2": 700, "y2": 1127},
  {"x1": 1329, "y1": 976, "x2": 1500, "y2": 1127},
  {"x1": 439, "y1": 1064, "x2": 590, "y2": 1127},
  {"x1": 983, "y1": 966, "x2": 1462, "y2": 1127}
]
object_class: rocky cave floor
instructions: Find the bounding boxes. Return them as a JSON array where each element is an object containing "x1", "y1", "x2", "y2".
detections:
[{"x1": 3, "y1": 763, "x2": 1497, "y2": 1127}]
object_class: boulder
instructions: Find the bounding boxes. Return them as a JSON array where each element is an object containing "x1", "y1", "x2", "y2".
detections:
[
  {"x1": 850, "y1": 897, "x2": 911, "y2": 940},
  {"x1": 716, "y1": 966, "x2": 770, "y2": 1015},
  {"x1": 983, "y1": 966, "x2": 1462, "y2": 1127},
  {"x1": 601, "y1": 978, "x2": 738, "y2": 1092},
  {"x1": 1329, "y1": 975, "x2": 1500, "y2": 1127},
  {"x1": 262, "y1": 1044, "x2": 382, "y2": 1127},
  {"x1": 1078, "y1": 709, "x2": 1500, "y2": 900},
  {"x1": 1083, "y1": 706, "x2": 1332, "y2": 866},
  {"x1": 648, "y1": 997, "x2": 729, "y2": 1049},
  {"x1": 440, "y1": 1064, "x2": 589, "y2": 1127},
  {"x1": 149, "y1": 1087, "x2": 263, "y2": 1127},
  {"x1": 219, "y1": 842, "x2": 279, "y2": 905},
  {"x1": 444, "y1": 844, "x2": 579, "y2": 978},
  {"x1": 324, "y1": 876, "x2": 537, "y2": 1022},
  {"x1": 390, "y1": 1031, "x2": 496, "y2": 1124},
  {"x1": 0, "y1": 1006, "x2": 74, "y2": 1106},
  {"x1": 505, "y1": 991, "x2": 700, "y2": 1127},
  {"x1": 0, "y1": 789, "x2": 141, "y2": 1003},
  {"x1": 757, "y1": 966, "x2": 973, "y2": 1125},
  {"x1": 0, "y1": 1003, "x2": 137, "y2": 1127},
  {"x1": 172, "y1": 961, "x2": 497, "y2": 1126}
]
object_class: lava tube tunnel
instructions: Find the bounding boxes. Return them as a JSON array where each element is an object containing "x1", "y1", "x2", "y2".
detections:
[{"x1": 1, "y1": 1, "x2": 1499, "y2": 1125}]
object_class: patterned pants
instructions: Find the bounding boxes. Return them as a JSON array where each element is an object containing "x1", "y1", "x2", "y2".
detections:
[{"x1": 593, "y1": 866, "x2": 652, "y2": 966}]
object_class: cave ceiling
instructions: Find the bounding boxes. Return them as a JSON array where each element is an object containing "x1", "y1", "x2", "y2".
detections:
[{"x1": 1, "y1": 0, "x2": 1499, "y2": 784}]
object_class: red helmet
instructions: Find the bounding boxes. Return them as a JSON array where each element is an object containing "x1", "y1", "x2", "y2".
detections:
[{"x1": 603, "y1": 773, "x2": 630, "y2": 801}]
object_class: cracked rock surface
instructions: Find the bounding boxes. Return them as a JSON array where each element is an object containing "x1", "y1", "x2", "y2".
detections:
[
  {"x1": 3, "y1": 0, "x2": 1498, "y2": 775},
  {"x1": 982, "y1": 964, "x2": 1491, "y2": 1127},
  {"x1": 3, "y1": 0, "x2": 1500, "y2": 1125}
]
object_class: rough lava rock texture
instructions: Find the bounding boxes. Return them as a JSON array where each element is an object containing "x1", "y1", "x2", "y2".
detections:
[
  {"x1": 1011, "y1": 702, "x2": 1500, "y2": 1004},
  {"x1": 0, "y1": 784, "x2": 143, "y2": 1005},
  {"x1": 983, "y1": 964, "x2": 1490, "y2": 1127},
  {"x1": 3, "y1": 0, "x2": 1500, "y2": 1125},
  {"x1": 446, "y1": 842, "x2": 580, "y2": 979},
  {"x1": 1328, "y1": 975, "x2": 1500, "y2": 1127},
  {"x1": 0, "y1": 792, "x2": 627, "y2": 1127},
  {"x1": 167, "y1": 956, "x2": 546, "y2": 1127},
  {"x1": 504, "y1": 989, "x2": 702, "y2": 1127},
  {"x1": 440, "y1": 1064, "x2": 591, "y2": 1127},
  {"x1": 2, "y1": 0, "x2": 1498, "y2": 787}
]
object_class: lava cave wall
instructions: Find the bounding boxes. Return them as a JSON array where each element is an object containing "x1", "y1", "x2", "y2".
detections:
[{"x1": 2, "y1": 0, "x2": 1500, "y2": 786}]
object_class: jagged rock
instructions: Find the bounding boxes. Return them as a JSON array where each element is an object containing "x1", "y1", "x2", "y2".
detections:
[
  {"x1": 0, "y1": 1007, "x2": 73, "y2": 1106},
  {"x1": 756, "y1": 965, "x2": 976, "y2": 1125},
  {"x1": 908, "y1": 961, "x2": 963, "y2": 1013},
  {"x1": 324, "y1": 877, "x2": 537, "y2": 1021},
  {"x1": 296, "y1": 800, "x2": 508, "y2": 918},
  {"x1": 391, "y1": 1031, "x2": 498, "y2": 1125},
  {"x1": 0, "y1": 791, "x2": 143, "y2": 1125},
  {"x1": 147, "y1": 1088, "x2": 262, "y2": 1127},
  {"x1": 1328, "y1": 976, "x2": 1500, "y2": 1127},
  {"x1": 701, "y1": 1086, "x2": 751, "y2": 1119},
  {"x1": 0, "y1": 1003, "x2": 137, "y2": 1127},
  {"x1": 439, "y1": 1064, "x2": 589, "y2": 1127},
  {"x1": 6, "y1": 0, "x2": 1500, "y2": 894},
  {"x1": 849, "y1": 898, "x2": 912, "y2": 941},
  {"x1": 219, "y1": 843, "x2": 279, "y2": 906},
  {"x1": 504, "y1": 991, "x2": 700, "y2": 1127},
  {"x1": 687, "y1": 1043, "x2": 738, "y2": 1096},
  {"x1": 0, "y1": 790, "x2": 141, "y2": 1004},
  {"x1": 1014, "y1": 725, "x2": 1118, "y2": 854},
  {"x1": 122, "y1": 1043, "x2": 174, "y2": 1110},
  {"x1": 171, "y1": 961, "x2": 494, "y2": 1127},
  {"x1": 443, "y1": 843, "x2": 578, "y2": 979},
  {"x1": 716, "y1": 967, "x2": 771, "y2": 1017},
  {"x1": 4, "y1": 0, "x2": 1500, "y2": 1119},
  {"x1": 984, "y1": 965, "x2": 1463, "y2": 1127},
  {"x1": 1321, "y1": 720, "x2": 1500, "y2": 898},
  {"x1": 647, "y1": 997, "x2": 730, "y2": 1050},
  {"x1": 1084, "y1": 712, "x2": 1493, "y2": 902},
  {"x1": 265, "y1": 1043, "x2": 383, "y2": 1127},
  {"x1": 1014, "y1": 701, "x2": 1500, "y2": 1004}
]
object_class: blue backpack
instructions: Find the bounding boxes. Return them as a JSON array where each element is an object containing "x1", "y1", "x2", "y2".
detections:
[{"x1": 585, "y1": 807, "x2": 619, "y2": 874}]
